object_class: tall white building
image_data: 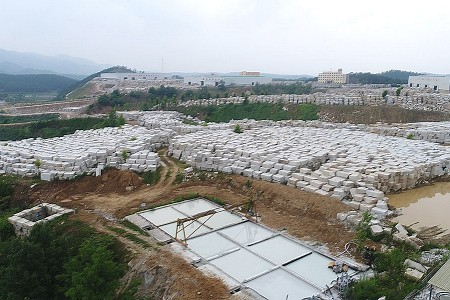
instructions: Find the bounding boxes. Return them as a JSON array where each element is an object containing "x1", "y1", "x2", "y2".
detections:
[
  {"x1": 318, "y1": 69, "x2": 348, "y2": 84},
  {"x1": 408, "y1": 75, "x2": 450, "y2": 92}
]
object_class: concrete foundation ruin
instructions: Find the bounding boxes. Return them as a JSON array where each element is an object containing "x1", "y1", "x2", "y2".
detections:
[{"x1": 8, "y1": 203, "x2": 74, "y2": 236}]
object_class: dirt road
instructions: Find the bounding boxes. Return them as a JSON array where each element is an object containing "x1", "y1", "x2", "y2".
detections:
[{"x1": 29, "y1": 150, "x2": 356, "y2": 299}]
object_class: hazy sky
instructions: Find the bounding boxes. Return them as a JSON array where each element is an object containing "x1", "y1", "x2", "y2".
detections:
[{"x1": 1, "y1": 0, "x2": 449, "y2": 75}]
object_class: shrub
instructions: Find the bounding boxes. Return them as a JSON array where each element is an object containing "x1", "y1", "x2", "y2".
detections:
[
  {"x1": 121, "y1": 150, "x2": 129, "y2": 162},
  {"x1": 233, "y1": 124, "x2": 243, "y2": 133},
  {"x1": 140, "y1": 166, "x2": 162, "y2": 185}
]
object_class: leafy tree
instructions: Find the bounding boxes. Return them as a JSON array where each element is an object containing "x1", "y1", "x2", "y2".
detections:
[
  {"x1": 63, "y1": 238, "x2": 124, "y2": 300},
  {"x1": 382, "y1": 90, "x2": 388, "y2": 99}
]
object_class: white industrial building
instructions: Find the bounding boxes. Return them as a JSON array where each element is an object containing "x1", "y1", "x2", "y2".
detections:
[
  {"x1": 408, "y1": 75, "x2": 450, "y2": 92},
  {"x1": 318, "y1": 69, "x2": 348, "y2": 84},
  {"x1": 184, "y1": 71, "x2": 272, "y2": 87},
  {"x1": 100, "y1": 73, "x2": 167, "y2": 81}
]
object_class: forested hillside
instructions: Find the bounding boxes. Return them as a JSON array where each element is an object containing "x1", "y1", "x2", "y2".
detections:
[{"x1": 0, "y1": 74, "x2": 77, "y2": 92}]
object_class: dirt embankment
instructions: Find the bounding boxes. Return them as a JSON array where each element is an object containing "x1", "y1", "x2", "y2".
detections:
[
  {"x1": 26, "y1": 152, "x2": 356, "y2": 299},
  {"x1": 319, "y1": 105, "x2": 450, "y2": 124}
]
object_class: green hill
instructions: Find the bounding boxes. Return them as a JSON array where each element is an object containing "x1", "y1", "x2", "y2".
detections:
[
  {"x1": 0, "y1": 74, "x2": 78, "y2": 93},
  {"x1": 349, "y1": 70, "x2": 422, "y2": 85}
]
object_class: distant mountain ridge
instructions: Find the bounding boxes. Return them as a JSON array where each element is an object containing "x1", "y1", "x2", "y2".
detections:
[{"x1": 0, "y1": 48, "x2": 110, "y2": 77}]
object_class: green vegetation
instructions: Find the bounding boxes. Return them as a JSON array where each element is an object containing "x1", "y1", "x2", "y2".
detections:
[
  {"x1": 121, "y1": 149, "x2": 129, "y2": 162},
  {"x1": 0, "y1": 218, "x2": 127, "y2": 300},
  {"x1": 86, "y1": 82, "x2": 313, "y2": 114},
  {"x1": 406, "y1": 133, "x2": 414, "y2": 139},
  {"x1": 349, "y1": 70, "x2": 421, "y2": 85},
  {"x1": 0, "y1": 112, "x2": 125, "y2": 141},
  {"x1": 355, "y1": 211, "x2": 372, "y2": 251},
  {"x1": 0, "y1": 92, "x2": 59, "y2": 103},
  {"x1": 382, "y1": 90, "x2": 388, "y2": 99},
  {"x1": 0, "y1": 113, "x2": 59, "y2": 124},
  {"x1": 380, "y1": 70, "x2": 422, "y2": 83},
  {"x1": 178, "y1": 102, "x2": 318, "y2": 123},
  {"x1": 202, "y1": 195, "x2": 225, "y2": 206},
  {"x1": 174, "y1": 173, "x2": 184, "y2": 184},
  {"x1": 121, "y1": 219, "x2": 147, "y2": 235},
  {"x1": 33, "y1": 159, "x2": 42, "y2": 169},
  {"x1": 396, "y1": 86, "x2": 403, "y2": 97},
  {"x1": 107, "y1": 226, "x2": 151, "y2": 249},
  {"x1": 0, "y1": 175, "x2": 144, "y2": 299},
  {"x1": 350, "y1": 247, "x2": 422, "y2": 300},
  {"x1": 233, "y1": 124, "x2": 243, "y2": 133},
  {"x1": 140, "y1": 166, "x2": 163, "y2": 185},
  {"x1": 0, "y1": 73, "x2": 77, "y2": 93}
]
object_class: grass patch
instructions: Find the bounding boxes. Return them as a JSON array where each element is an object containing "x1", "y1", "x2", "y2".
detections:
[
  {"x1": 107, "y1": 226, "x2": 127, "y2": 235},
  {"x1": 123, "y1": 233, "x2": 150, "y2": 248},
  {"x1": 173, "y1": 173, "x2": 184, "y2": 184},
  {"x1": 121, "y1": 219, "x2": 147, "y2": 235},
  {"x1": 140, "y1": 166, "x2": 163, "y2": 185},
  {"x1": 107, "y1": 226, "x2": 151, "y2": 249},
  {"x1": 177, "y1": 102, "x2": 319, "y2": 123},
  {"x1": 203, "y1": 195, "x2": 226, "y2": 206}
]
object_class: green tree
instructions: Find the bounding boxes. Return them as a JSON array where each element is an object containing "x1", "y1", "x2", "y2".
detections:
[
  {"x1": 64, "y1": 239, "x2": 124, "y2": 300},
  {"x1": 382, "y1": 90, "x2": 388, "y2": 99}
]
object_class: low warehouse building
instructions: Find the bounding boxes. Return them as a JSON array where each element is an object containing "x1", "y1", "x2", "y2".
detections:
[
  {"x1": 408, "y1": 75, "x2": 450, "y2": 92},
  {"x1": 184, "y1": 71, "x2": 272, "y2": 87}
]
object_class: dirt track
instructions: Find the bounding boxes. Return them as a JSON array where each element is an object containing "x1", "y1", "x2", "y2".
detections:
[{"x1": 28, "y1": 150, "x2": 356, "y2": 299}]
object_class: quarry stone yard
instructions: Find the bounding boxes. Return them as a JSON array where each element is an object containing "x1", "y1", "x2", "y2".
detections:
[{"x1": 3, "y1": 111, "x2": 450, "y2": 299}]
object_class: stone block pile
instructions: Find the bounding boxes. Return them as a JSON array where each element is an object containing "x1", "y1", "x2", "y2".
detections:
[
  {"x1": 178, "y1": 88, "x2": 450, "y2": 113},
  {"x1": 120, "y1": 150, "x2": 160, "y2": 172},
  {"x1": 365, "y1": 122, "x2": 450, "y2": 144},
  {"x1": 169, "y1": 126, "x2": 450, "y2": 217},
  {"x1": 0, "y1": 125, "x2": 171, "y2": 180}
]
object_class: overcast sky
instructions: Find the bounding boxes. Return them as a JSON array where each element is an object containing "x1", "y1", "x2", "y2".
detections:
[{"x1": 1, "y1": 0, "x2": 449, "y2": 75}]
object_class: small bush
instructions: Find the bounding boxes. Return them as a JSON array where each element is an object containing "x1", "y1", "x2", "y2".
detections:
[
  {"x1": 140, "y1": 166, "x2": 162, "y2": 185},
  {"x1": 174, "y1": 173, "x2": 184, "y2": 184},
  {"x1": 203, "y1": 195, "x2": 225, "y2": 206},
  {"x1": 121, "y1": 150, "x2": 129, "y2": 162},
  {"x1": 233, "y1": 124, "x2": 243, "y2": 133},
  {"x1": 406, "y1": 133, "x2": 414, "y2": 140}
]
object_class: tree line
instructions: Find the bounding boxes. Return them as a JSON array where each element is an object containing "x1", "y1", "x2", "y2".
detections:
[{"x1": 0, "y1": 112, "x2": 125, "y2": 141}]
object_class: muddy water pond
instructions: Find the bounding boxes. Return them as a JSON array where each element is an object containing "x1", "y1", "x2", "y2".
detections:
[{"x1": 388, "y1": 182, "x2": 450, "y2": 231}]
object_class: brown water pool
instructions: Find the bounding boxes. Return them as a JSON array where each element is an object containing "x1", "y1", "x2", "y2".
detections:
[{"x1": 388, "y1": 182, "x2": 450, "y2": 231}]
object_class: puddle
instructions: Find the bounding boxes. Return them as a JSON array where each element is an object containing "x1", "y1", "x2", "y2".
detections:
[{"x1": 388, "y1": 182, "x2": 450, "y2": 230}]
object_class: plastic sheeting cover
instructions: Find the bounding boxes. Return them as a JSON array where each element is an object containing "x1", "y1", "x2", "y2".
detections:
[
  {"x1": 219, "y1": 221, "x2": 273, "y2": 245},
  {"x1": 209, "y1": 248, "x2": 275, "y2": 282},
  {"x1": 139, "y1": 207, "x2": 186, "y2": 226},
  {"x1": 187, "y1": 232, "x2": 239, "y2": 259},
  {"x1": 246, "y1": 268, "x2": 319, "y2": 300},
  {"x1": 248, "y1": 235, "x2": 311, "y2": 265},
  {"x1": 285, "y1": 252, "x2": 337, "y2": 289}
]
